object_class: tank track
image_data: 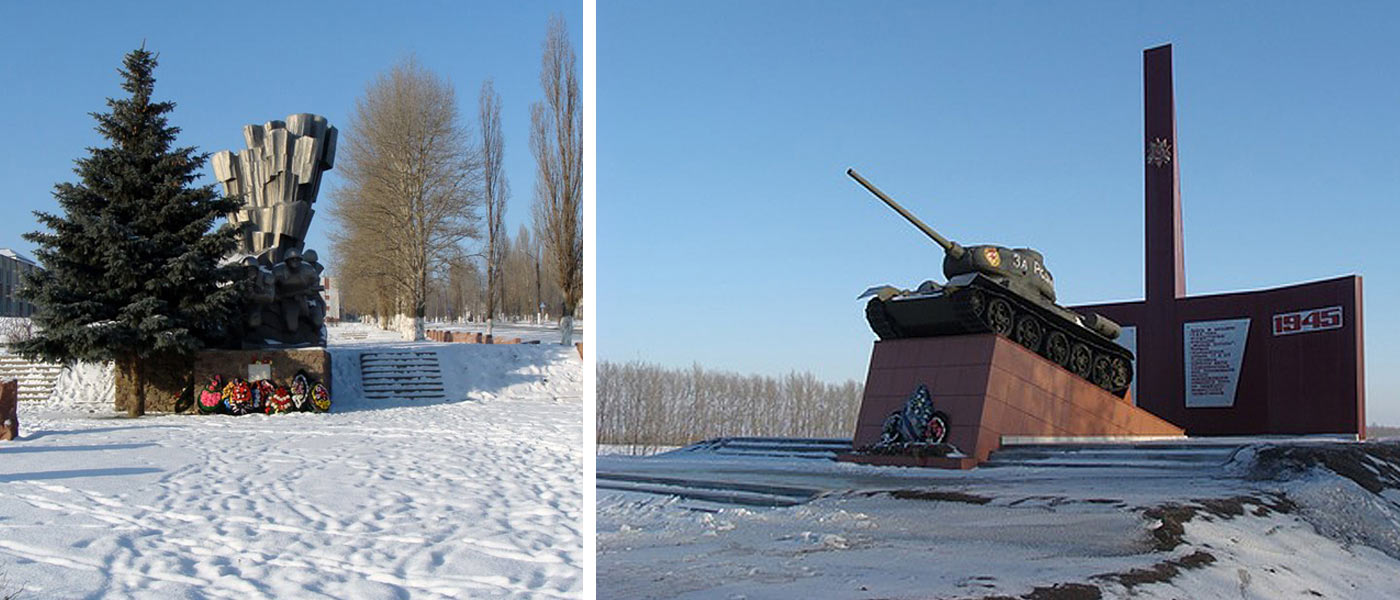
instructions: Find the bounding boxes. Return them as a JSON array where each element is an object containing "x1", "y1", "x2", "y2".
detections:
[
  {"x1": 865, "y1": 295, "x2": 903, "y2": 339},
  {"x1": 866, "y1": 282, "x2": 1133, "y2": 398}
]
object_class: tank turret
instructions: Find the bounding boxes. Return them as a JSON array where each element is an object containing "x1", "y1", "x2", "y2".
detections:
[{"x1": 848, "y1": 168, "x2": 1134, "y2": 396}]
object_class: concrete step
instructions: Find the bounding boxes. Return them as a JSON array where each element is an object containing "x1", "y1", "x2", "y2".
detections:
[
  {"x1": 0, "y1": 355, "x2": 64, "y2": 401},
  {"x1": 597, "y1": 472, "x2": 820, "y2": 507},
  {"x1": 984, "y1": 442, "x2": 1244, "y2": 469}
]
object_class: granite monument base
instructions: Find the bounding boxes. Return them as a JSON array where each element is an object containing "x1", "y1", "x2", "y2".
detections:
[
  {"x1": 114, "y1": 348, "x2": 331, "y2": 413},
  {"x1": 192, "y1": 348, "x2": 331, "y2": 409},
  {"x1": 115, "y1": 353, "x2": 194, "y2": 413},
  {"x1": 838, "y1": 334, "x2": 1184, "y2": 469}
]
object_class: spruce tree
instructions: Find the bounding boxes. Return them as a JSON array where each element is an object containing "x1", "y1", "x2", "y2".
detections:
[{"x1": 15, "y1": 46, "x2": 244, "y2": 416}]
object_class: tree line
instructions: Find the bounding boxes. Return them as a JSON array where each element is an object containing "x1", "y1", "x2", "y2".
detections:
[
  {"x1": 330, "y1": 15, "x2": 582, "y2": 342},
  {"x1": 597, "y1": 360, "x2": 865, "y2": 450},
  {"x1": 420, "y1": 224, "x2": 566, "y2": 324}
]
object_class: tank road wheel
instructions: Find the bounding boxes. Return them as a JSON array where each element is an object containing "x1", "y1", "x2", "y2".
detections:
[
  {"x1": 986, "y1": 298, "x2": 1014, "y2": 336},
  {"x1": 1110, "y1": 357, "x2": 1132, "y2": 392},
  {"x1": 967, "y1": 289, "x2": 987, "y2": 317},
  {"x1": 1092, "y1": 354, "x2": 1113, "y2": 390},
  {"x1": 1013, "y1": 315, "x2": 1043, "y2": 352},
  {"x1": 1044, "y1": 331, "x2": 1070, "y2": 367},
  {"x1": 1069, "y1": 343, "x2": 1093, "y2": 378}
]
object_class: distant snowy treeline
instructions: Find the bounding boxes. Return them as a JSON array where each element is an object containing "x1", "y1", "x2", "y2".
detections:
[{"x1": 597, "y1": 360, "x2": 863, "y2": 448}]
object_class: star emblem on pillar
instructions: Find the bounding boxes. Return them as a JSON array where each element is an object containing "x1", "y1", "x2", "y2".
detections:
[{"x1": 1147, "y1": 137, "x2": 1172, "y2": 167}]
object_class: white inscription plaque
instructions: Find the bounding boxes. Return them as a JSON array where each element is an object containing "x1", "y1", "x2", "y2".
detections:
[{"x1": 1184, "y1": 318, "x2": 1250, "y2": 408}]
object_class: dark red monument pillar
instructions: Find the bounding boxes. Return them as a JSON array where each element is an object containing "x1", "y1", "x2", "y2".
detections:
[
  {"x1": 1139, "y1": 44, "x2": 1186, "y2": 436},
  {"x1": 1075, "y1": 44, "x2": 1365, "y2": 437}
]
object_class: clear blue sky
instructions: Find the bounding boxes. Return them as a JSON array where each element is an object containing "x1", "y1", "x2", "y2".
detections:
[
  {"x1": 0, "y1": 1, "x2": 582, "y2": 271},
  {"x1": 598, "y1": 2, "x2": 1400, "y2": 422}
]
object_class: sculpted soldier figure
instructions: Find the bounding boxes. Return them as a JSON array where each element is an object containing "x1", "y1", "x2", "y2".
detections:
[
  {"x1": 272, "y1": 248, "x2": 324, "y2": 341},
  {"x1": 242, "y1": 256, "x2": 276, "y2": 331}
]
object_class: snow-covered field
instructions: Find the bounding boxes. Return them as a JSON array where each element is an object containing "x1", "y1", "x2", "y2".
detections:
[
  {"x1": 598, "y1": 441, "x2": 1400, "y2": 599},
  {"x1": 0, "y1": 322, "x2": 582, "y2": 599}
]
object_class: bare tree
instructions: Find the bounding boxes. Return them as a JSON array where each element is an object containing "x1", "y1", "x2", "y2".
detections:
[
  {"x1": 530, "y1": 15, "x2": 583, "y2": 345},
  {"x1": 330, "y1": 57, "x2": 483, "y2": 340},
  {"x1": 480, "y1": 79, "x2": 509, "y2": 336}
]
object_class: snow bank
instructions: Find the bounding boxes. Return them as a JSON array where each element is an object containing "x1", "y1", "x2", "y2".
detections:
[{"x1": 47, "y1": 360, "x2": 115, "y2": 411}]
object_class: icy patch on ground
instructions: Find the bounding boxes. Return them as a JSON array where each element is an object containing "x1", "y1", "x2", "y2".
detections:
[{"x1": 599, "y1": 490, "x2": 1161, "y2": 599}]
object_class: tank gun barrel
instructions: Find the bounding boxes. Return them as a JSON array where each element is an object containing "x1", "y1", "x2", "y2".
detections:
[{"x1": 847, "y1": 168, "x2": 965, "y2": 259}]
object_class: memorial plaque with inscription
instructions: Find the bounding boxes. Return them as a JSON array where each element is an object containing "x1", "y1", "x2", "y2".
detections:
[{"x1": 1184, "y1": 318, "x2": 1250, "y2": 408}]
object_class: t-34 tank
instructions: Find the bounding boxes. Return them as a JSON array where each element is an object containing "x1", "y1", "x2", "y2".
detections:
[{"x1": 848, "y1": 168, "x2": 1134, "y2": 397}]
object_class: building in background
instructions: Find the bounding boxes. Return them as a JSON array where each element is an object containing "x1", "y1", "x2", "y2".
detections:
[
  {"x1": 0, "y1": 249, "x2": 40, "y2": 317},
  {"x1": 320, "y1": 276, "x2": 341, "y2": 322}
]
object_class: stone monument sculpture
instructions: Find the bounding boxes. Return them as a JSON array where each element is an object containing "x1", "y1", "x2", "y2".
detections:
[{"x1": 212, "y1": 114, "x2": 336, "y2": 347}]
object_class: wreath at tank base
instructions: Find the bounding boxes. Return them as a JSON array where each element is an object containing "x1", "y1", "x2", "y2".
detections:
[{"x1": 860, "y1": 383, "x2": 959, "y2": 458}]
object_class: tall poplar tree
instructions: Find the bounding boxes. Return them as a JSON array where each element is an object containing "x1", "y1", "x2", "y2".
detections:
[
  {"x1": 15, "y1": 46, "x2": 244, "y2": 416},
  {"x1": 530, "y1": 15, "x2": 582, "y2": 345}
]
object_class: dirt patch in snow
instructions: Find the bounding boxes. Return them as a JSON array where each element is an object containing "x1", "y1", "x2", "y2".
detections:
[
  {"x1": 960, "y1": 495, "x2": 1295, "y2": 599},
  {"x1": 1140, "y1": 494, "x2": 1296, "y2": 551},
  {"x1": 1093, "y1": 549, "x2": 1216, "y2": 590}
]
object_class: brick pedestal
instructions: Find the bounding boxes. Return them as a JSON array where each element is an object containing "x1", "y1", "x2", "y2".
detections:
[{"x1": 840, "y1": 334, "x2": 1184, "y2": 469}]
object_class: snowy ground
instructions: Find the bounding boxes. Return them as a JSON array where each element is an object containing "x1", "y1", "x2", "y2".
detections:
[
  {"x1": 0, "y1": 321, "x2": 582, "y2": 599},
  {"x1": 598, "y1": 441, "x2": 1400, "y2": 599}
]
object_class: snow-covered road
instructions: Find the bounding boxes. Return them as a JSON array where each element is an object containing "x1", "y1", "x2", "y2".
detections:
[{"x1": 0, "y1": 324, "x2": 582, "y2": 599}]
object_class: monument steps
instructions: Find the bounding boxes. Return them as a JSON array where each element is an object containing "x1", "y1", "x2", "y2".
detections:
[
  {"x1": 359, "y1": 351, "x2": 446, "y2": 401},
  {"x1": 0, "y1": 353, "x2": 64, "y2": 402},
  {"x1": 983, "y1": 442, "x2": 1244, "y2": 470},
  {"x1": 596, "y1": 471, "x2": 820, "y2": 507},
  {"x1": 670, "y1": 437, "x2": 853, "y2": 460}
]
